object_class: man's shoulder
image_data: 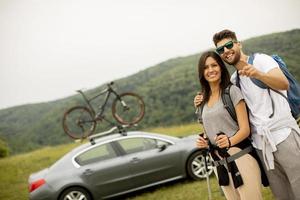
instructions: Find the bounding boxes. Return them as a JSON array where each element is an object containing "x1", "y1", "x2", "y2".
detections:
[
  {"x1": 253, "y1": 53, "x2": 270, "y2": 59},
  {"x1": 253, "y1": 53, "x2": 274, "y2": 64},
  {"x1": 253, "y1": 53, "x2": 279, "y2": 71}
]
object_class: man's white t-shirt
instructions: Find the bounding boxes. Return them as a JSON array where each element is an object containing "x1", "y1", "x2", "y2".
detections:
[{"x1": 231, "y1": 53, "x2": 292, "y2": 150}]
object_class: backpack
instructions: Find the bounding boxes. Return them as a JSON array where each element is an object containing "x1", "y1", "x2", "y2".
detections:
[
  {"x1": 236, "y1": 53, "x2": 300, "y2": 119},
  {"x1": 197, "y1": 84, "x2": 237, "y2": 123}
]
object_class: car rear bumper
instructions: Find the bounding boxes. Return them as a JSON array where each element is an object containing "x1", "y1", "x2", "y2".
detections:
[{"x1": 29, "y1": 183, "x2": 57, "y2": 200}]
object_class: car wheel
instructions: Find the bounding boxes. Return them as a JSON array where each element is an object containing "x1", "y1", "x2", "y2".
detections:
[
  {"x1": 59, "y1": 187, "x2": 92, "y2": 200},
  {"x1": 186, "y1": 151, "x2": 213, "y2": 180}
]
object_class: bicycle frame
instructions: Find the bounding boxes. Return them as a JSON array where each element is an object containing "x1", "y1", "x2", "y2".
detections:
[{"x1": 77, "y1": 84, "x2": 121, "y2": 120}]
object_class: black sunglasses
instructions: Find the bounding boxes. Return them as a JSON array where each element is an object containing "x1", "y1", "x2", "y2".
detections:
[{"x1": 216, "y1": 41, "x2": 236, "y2": 54}]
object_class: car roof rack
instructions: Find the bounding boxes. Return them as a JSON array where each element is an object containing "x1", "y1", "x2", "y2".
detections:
[{"x1": 88, "y1": 124, "x2": 137, "y2": 145}]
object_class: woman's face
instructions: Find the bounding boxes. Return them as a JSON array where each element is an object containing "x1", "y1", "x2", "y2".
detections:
[{"x1": 203, "y1": 56, "x2": 222, "y2": 84}]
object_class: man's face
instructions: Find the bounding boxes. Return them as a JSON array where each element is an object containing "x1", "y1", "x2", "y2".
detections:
[{"x1": 216, "y1": 38, "x2": 241, "y2": 65}]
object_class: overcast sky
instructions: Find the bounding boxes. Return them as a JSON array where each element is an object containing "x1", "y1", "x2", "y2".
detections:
[{"x1": 0, "y1": 0, "x2": 300, "y2": 110}]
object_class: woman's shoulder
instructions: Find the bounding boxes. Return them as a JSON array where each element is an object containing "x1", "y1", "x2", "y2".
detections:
[
  {"x1": 228, "y1": 84, "x2": 241, "y2": 93},
  {"x1": 228, "y1": 84, "x2": 243, "y2": 99}
]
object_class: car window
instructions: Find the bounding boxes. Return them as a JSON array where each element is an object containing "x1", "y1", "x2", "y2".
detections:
[
  {"x1": 75, "y1": 143, "x2": 117, "y2": 166},
  {"x1": 118, "y1": 137, "x2": 169, "y2": 154}
]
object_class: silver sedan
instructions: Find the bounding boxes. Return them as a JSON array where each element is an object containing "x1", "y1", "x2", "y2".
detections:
[{"x1": 28, "y1": 131, "x2": 213, "y2": 200}]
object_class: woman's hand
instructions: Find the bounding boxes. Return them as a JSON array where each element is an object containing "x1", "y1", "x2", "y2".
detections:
[
  {"x1": 194, "y1": 92, "x2": 203, "y2": 108},
  {"x1": 215, "y1": 134, "x2": 231, "y2": 149},
  {"x1": 196, "y1": 134, "x2": 209, "y2": 149}
]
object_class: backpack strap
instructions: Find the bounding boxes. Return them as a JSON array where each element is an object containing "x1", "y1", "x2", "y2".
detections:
[
  {"x1": 236, "y1": 71, "x2": 241, "y2": 89},
  {"x1": 221, "y1": 84, "x2": 237, "y2": 122}
]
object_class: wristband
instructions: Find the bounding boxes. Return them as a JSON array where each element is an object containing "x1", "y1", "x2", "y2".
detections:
[{"x1": 227, "y1": 136, "x2": 231, "y2": 148}]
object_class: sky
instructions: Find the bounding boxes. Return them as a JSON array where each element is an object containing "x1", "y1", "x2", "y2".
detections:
[{"x1": 0, "y1": 0, "x2": 300, "y2": 110}]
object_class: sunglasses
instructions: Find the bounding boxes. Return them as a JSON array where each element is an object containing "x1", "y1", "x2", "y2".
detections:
[{"x1": 216, "y1": 41, "x2": 236, "y2": 54}]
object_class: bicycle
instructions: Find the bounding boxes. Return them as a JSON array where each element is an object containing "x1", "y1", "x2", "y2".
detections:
[{"x1": 62, "y1": 82, "x2": 145, "y2": 139}]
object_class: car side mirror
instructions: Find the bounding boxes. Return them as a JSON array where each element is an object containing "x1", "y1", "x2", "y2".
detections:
[{"x1": 158, "y1": 144, "x2": 167, "y2": 152}]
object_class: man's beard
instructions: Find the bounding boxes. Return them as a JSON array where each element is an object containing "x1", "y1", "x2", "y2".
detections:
[{"x1": 224, "y1": 50, "x2": 241, "y2": 65}]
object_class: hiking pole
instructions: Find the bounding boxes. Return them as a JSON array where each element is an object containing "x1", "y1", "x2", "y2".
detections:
[
  {"x1": 199, "y1": 133, "x2": 212, "y2": 200},
  {"x1": 196, "y1": 104, "x2": 212, "y2": 200},
  {"x1": 203, "y1": 149, "x2": 212, "y2": 200}
]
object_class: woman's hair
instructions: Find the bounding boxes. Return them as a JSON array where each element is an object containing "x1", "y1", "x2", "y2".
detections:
[{"x1": 198, "y1": 51, "x2": 231, "y2": 104}]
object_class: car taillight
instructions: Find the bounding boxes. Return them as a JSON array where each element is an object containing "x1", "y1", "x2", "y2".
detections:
[{"x1": 29, "y1": 179, "x2": 46, "y2": 192}]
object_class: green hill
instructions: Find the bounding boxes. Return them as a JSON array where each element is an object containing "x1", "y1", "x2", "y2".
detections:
[{"x1": 0, "y1": 29, "x2": 300, "y2": 154}]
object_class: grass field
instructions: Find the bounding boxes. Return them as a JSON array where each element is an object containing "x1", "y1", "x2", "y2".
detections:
[{"x1": 0, "y1": 123, "x2": 274, "y2": 200}]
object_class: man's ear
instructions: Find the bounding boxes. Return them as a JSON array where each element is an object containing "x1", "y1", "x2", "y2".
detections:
[{"x1": 237, "y1": 41, "x2": 242, "y2": 49}]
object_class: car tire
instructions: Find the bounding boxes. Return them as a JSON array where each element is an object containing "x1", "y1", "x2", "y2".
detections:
[
  {"x1": 186, "y1": 150, "x2": 213, "y2": 180},
  {"x1": 59, "y1": 187, "x2": 92, "y2": 200}
]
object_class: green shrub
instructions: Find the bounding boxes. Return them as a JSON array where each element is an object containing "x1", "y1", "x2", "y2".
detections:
[{"x1": 0, "y1": 138, "x2": 9, "y2": 158}]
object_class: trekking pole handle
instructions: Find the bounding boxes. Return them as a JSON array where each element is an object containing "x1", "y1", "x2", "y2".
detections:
[
  {"x1": 195, "y1": 107, "x2": 199, "y2": 114},
  {"x1": 199, "y1": 132, "x2": 210, "y2": 154},
  {"x1": 199, "y1": 133, "x2": 210, "y2": 174},
  {"x1": 199, "y1": 133, "x2": 209, "y2": 142}
]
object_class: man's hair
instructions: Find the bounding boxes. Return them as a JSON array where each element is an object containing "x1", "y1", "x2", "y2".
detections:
[{"x1": 213, "y1": 29, "x2": 238, "y2": 46}]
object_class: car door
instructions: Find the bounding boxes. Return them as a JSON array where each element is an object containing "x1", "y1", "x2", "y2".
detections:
[
  {"x1": 116, "y1": 136, "x2": 182, "y2": 188},
  {"x1": 75, "y1": 142, "x2": 133, "y2": 197}
]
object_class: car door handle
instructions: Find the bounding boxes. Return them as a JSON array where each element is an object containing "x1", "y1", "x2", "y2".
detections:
[
  {"x1": 130, "y1": 157, "x2": 141, "y2": 163},
  {"x1": 83, "y1": 169, "x2": 94, "y2": 176}
]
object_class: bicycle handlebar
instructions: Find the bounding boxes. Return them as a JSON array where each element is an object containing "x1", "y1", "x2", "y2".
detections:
[
  {"x1": 76, "y1": 82, "x2": 113, "y2": 103},
  {"x1": 76, "y1": 89, "x2": 92, "y2": 103}
]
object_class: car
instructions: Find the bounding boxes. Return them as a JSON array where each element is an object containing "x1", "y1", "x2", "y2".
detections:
[{"x1": 28, "y1": 130, "x2": 213, "y2": 200}]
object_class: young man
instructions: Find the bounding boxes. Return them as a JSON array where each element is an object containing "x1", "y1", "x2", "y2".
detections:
[{"x1": 195, "y1": 29, "x2": 300, "y2": 200}]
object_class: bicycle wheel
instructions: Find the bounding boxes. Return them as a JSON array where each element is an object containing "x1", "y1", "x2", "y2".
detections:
[
  {"x1": 112, "y1": 92, "x2": 145, "y2": 125},
  {"x1": 62, "y1": 106, "x2": 96, "y2": 139}
]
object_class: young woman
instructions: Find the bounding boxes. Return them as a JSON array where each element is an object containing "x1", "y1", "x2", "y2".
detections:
[{"x1": 194, "y1": 51, "x2": 266, "y2": 200}]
